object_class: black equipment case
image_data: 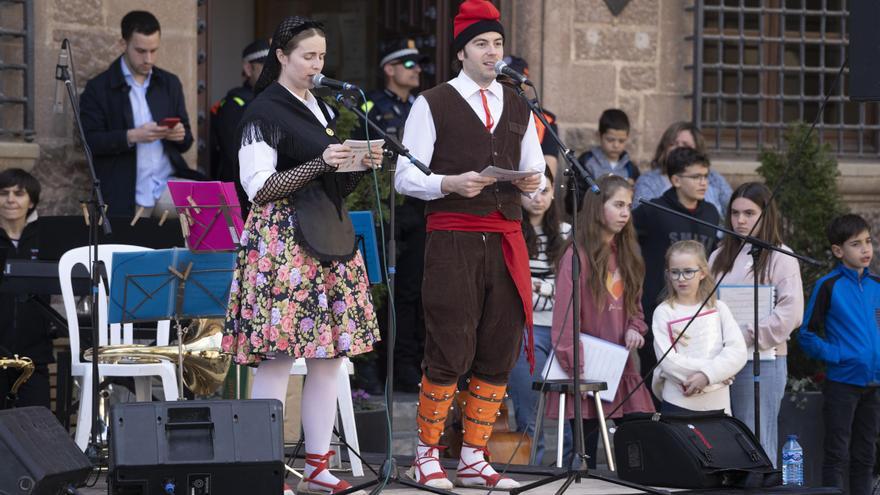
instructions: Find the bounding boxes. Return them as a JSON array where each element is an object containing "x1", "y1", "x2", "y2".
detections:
[{"x1": 614, "y1": 410, "x2": 782, "y2": 489}]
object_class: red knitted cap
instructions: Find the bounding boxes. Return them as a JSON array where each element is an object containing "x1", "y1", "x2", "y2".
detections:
[{"x1": 453, "y1": 0, "x2": 504, "y2": 53}]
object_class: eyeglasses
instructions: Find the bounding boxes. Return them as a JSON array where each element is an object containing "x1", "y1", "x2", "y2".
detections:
[
  {"x1": 668, "y1": 268, "x2": 701, "y2": 280},
  {"x1": 677, "y1": 173, "x2": 710, "y2": 183}
]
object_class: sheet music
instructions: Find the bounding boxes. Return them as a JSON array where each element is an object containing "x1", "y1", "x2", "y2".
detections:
[
  {"x1": 717, "y1": 284, "x2": 777, "y2": 360},
  {"x1": 338, "y1": 139, "x2": 385, "y2": 172},
  {"x1": 541, "y1": 334, "x2": 630, "y2": 402},
  {"x1": 479, "y1": 166, "x2": 541, "y2": 181}
]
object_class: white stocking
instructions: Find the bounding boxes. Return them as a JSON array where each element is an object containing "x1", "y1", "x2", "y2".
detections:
[
  {"x1": 302, "y1": 358, "x2": 343, "y2": 486},
  {"x1": 251, "y1": 355, "x2": 295, "y2": 413}
]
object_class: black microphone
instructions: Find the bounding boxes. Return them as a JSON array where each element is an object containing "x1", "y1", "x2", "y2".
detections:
[
  {"x1": 312, "y1": 73, "x2": 360, "y2": 91},
  {"x1": 494, "y1": 60, "x2": 532, "y2": 86},
  {"x1": 53, "y1": 41, "x2": 69, "y2": 114}
]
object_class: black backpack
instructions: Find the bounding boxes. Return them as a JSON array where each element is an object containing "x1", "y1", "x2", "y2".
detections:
[{"x1": 614, "y1": 410, "x2": 782, "y2": 489}]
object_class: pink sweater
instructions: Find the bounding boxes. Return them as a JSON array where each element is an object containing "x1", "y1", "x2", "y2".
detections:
[
  {"x1": 546, "y1": 245, "x2": 655, "y2": 420},
  {"x1": 708, "y1": 244, "x2": 804, "y2": 357}
]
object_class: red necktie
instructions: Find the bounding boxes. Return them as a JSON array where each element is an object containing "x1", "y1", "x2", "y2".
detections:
[{"x1": 479, "y1": 89, "x2": 494, "y2": 132}]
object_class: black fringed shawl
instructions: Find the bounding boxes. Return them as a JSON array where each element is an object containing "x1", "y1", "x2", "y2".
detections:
[{"x1": 237, "y1": 81, "x2": 357, "y2": 262}]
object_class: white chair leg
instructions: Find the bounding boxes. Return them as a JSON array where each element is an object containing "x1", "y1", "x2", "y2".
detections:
[
  {"x1": 134, "y1": 377, "x2": 152, "y2": 402},
  {"x1": 158, "y1": 366, "x2": 180, "y2": 401},
  {"x1": 75, "y1": 373, "x2": 93, "y2": 451},
  {"x1": 335, "y1": 363, "x2": 363, "y2": 477},
  {"x1": 557, "y1": 393, "x2": 566, "y2": 468}
]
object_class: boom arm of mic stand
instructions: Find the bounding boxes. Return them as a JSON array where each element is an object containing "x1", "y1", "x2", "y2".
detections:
[
  {"x1": 334, "y1": 94, "x2": 432, "y2": 176},
  {"x1": 511, "y1": 85, "x2": 600, "y2": 195},
  {"x1": 635, "y1": 198, "x2": 824, "y2": 267}
]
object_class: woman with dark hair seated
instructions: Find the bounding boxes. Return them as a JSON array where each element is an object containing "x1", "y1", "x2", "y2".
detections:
[{"x1": 0, "y1": 168, "x2": 54, "y2": 409}]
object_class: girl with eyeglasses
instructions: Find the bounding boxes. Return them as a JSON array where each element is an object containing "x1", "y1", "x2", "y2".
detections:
[
  {"x1": 548, "y1": 174, "x2": 655, "y2": 468},
  {"x1": 709, "y1": 182, "x2": 804, "y2": 465},
  {"x1": 651, "y1": 240, "x2": 747, "y2": 414}
]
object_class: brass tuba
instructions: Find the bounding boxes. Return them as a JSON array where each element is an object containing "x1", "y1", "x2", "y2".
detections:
[
  {"x1": 0, "y1": 355, "x2": 35, "y2": 402},
  {"x1": 83, "y1": 318, "x2": 231, "y2": 396}
]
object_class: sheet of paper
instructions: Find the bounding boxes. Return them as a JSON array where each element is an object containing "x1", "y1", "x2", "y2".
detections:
[
  {"x1": 479, "y1": 166, "x2": 541, "y2": 181},
  {"x1": 717, "y1": 284, "x2": 777, "y2": 360},
  {"x1": 541, "y1": 334, "x2": 630, "y2": 402},
  {"x1": 337, "y1": 139, "x2": 385, "y2": 172}
]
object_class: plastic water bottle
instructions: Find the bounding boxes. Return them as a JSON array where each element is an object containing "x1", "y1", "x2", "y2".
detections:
[{"x1": 782, "y1": 434, "x2": 804, "y2": 486}]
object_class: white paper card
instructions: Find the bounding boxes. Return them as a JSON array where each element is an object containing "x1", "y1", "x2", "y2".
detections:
[
  {"x1": 541, "y1": 334, "x2": 630, "y2": 402},
  {"x1": 337, "y1": 139, "x2": 385, "y2": 172},
  {"x1": 717, "y1": 284, "x2": 777, "y2": 360},
  {"x1": 479, "y1": 166, "x2": 541, "y2": 181}
]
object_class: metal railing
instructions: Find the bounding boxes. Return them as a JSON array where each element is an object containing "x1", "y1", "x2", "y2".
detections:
[
  {"x1": 0, "y1": 0, "x2": 35, "y2": 140},
  {"x1": 690, "y1": 0, "x2": 880, "y2": 157}
]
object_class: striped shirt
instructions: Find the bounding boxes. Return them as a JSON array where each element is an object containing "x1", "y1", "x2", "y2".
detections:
[{"x1": 530, "y1": 222, "x2": 570, "y2": 327}]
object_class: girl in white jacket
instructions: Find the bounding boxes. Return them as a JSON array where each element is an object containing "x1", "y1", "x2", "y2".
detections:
[{"x1": 652, "y1": 240, "x2": 747, "y2": 414}]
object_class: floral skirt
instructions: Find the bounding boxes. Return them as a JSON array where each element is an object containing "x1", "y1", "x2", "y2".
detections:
[{"x1": 221, "y1": 199, "x2": 380, "y2": 365}]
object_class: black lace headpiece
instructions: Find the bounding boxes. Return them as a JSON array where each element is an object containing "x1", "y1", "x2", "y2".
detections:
[{"x1": 254, "y1": 16, "x2": 325, "y2": 95}]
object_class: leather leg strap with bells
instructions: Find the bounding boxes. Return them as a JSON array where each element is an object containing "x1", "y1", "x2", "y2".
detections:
[
  {"x1": 462, "y1": 377, "x2": 506, "y2": 447},
  {"x1": 416, "y1": 377, "x2": 457, "y2": 445}
]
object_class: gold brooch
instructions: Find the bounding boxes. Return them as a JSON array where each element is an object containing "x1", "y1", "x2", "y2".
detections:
[{"x1": 325, "y1": 128, "x2": 335, "y2": 136}]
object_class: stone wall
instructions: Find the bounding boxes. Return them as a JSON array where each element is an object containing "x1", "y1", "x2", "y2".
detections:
[
  {"x1": 25, "y1": 0, "x2": 198, "y2": 215},
  {"x1": 504, "y1": 0, "x2": 691, "y2": 166}
]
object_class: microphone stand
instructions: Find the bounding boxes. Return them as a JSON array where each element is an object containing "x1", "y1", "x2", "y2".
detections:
[
  {"x1": 56, "y1": 38, "x2": 112, "y2": 463},
  {"x1": 332, "y1": 94, "x2": 453, "y2": 495},
  {"x1": 635, "y1": 198, "x2": 822, "y2": 447},
  {"x1": 508, "y1": 84, "x2": 665, "y2": 495}
]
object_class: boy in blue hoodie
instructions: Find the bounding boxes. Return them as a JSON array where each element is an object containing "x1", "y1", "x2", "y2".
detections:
[{"x1": 798, "y1": 214, "x2": 880, "y2": 495}]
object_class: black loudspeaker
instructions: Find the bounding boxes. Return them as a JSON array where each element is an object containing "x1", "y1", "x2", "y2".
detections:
[
  {"x1": 0, "y1": 406, "x2": 92, "y2": 494},
  {"x1": 848, "y1": 0, "x2": 880, "y2": 101},
  {"x1": 109, "y1": 400, "x2": 285, "y2": 495}
]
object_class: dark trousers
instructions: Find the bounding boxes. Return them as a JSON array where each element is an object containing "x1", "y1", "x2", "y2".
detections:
[
  {"x1": 421, "y1": 230, "x2": 525, "y2": 385},
  {"x1": 821, "y1": 379, "x2": 880, "y2": 495},
  {"x1": 0, "y1": 364, "x2": 50, "y2": 409}
]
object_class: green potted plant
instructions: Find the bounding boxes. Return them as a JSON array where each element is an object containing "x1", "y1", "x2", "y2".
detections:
[{"x1": 757, "y1": 122, "x2": 845, "y2": 485}]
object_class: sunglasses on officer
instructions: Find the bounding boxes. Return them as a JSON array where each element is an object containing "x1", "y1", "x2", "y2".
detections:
[{"x1": 392, "y1": 59, "x2": 419, "y2": 70}]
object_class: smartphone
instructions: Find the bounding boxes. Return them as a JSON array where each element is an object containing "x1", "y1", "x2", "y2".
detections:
[{"x1": 158, "y1": 117, "x2": 180, "y2": 128}]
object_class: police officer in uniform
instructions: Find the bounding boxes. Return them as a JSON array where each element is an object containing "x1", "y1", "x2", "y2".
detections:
[
  {"x1": 210, "y1": 39, "x2": 268, "y2": 214},
  {"x1": 353, "y1": 39, "x2": 430, "y2": 394}
]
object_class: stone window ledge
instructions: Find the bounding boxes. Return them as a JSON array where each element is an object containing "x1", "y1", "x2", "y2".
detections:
[
  {"x1": 713, "y1": 158, "x2": 880, "y2": 203},
  {"x1": 0, "y1": 142, "x2": 40, "y2": 172}
]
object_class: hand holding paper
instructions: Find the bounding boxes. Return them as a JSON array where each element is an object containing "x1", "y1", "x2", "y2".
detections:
[{"x1": 336, "y1": 139, "x2": 386, "y2": 172}]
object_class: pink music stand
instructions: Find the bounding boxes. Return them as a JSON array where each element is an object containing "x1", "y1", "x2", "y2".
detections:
[{"x1": 167, "y1": 181, "x2": 244, "y2": 252}]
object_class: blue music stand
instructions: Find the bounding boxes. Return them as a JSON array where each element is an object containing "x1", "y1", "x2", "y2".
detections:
[
  {"x1": 108, "y1": 249, "x2": 235, "y2": 324},
  {"x1": 349, "y1": 211, "x2": 382, "y2": 285},
  {"x1": 107, "y1": 248, "x2": 235, "y2": 397}
]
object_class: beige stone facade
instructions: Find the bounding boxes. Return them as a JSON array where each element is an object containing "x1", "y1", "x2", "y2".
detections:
[
  {"x1": 503, "y1": 0, "x2": 878, "y2": 235},
  {"x1": 1, "y1": 0, "x2": 198, "y2": 215},
  {"x1": 4, "y1": 0, "x2": 878, "y2": 223}
]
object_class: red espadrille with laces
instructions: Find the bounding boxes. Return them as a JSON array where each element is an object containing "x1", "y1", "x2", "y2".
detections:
[
  {"x1": 455, "y1": 445, "x2": 520, "y2": 490},
  {"x1": 405, "y1": 443, "x2": 454, "y2": 490},
  {"x1": 296, "y1": 451, "x2": 365, "y2": 495}
]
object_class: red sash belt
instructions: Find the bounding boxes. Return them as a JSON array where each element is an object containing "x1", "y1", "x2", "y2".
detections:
[{"x1": 426, "y1": 211, "x2": 535, "y2": 372}]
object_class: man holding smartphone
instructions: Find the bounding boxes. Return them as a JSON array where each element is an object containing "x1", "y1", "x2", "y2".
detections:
[{"x1": 81, "y1": 10, "x2": 201, "y2": 217}]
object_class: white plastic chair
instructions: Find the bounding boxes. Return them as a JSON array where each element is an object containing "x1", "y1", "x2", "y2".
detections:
[
  {"x1": 290, "y1": 358, "x2": 363, "y2": 477},
  {"x1": 59, "y1": 244, "x2": 180, "y2": 451}
]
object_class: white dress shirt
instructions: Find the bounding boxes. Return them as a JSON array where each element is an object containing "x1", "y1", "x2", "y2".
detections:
[
  {"x1": 394, "y1": 71, "x2": 546, "y2": 201},
  {"x1": 239, "y1": 86, "x2": 333, "y2": 201}
]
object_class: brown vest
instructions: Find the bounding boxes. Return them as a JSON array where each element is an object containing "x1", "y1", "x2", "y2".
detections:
[{"x1": 421, "y1": 82, "x2": 532, "y2": 221}]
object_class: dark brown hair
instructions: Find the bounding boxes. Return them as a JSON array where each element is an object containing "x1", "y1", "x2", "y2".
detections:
[
  {"x1": 522, "y1": 169, "x2": 564, "y2": 262},
  {"x1": 711, "y1": 182, "x2": 782, "y2": 284},
  {"x1": 561, "y1": 174, "x2": 644, "y2": 316},
  {"x1": 650, "y1": 121, "x2": 706, "y2": 173}
]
